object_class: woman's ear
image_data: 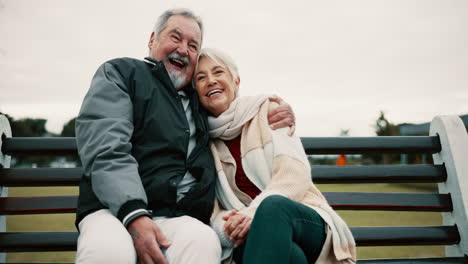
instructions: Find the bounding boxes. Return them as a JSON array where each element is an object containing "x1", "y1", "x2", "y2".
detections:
[{"x1": 234, "y1": 77, "x2": 240, "y2": 92}]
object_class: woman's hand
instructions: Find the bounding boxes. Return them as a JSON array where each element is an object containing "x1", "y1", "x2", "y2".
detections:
[{"x1": 223, "y1": 211, "x2": 252, "y2": 247}]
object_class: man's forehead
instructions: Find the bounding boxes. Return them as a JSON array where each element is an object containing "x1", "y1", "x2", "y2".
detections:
[{"x1": 164, "y1": 15, "x2": 201, "y2": 41}]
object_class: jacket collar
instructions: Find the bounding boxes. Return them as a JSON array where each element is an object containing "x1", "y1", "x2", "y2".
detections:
[{"x1": 143, "y1": 56, "x2": 159, "y2": 66}]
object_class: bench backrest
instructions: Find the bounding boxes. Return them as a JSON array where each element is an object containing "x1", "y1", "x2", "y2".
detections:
[{"x1": 0, "y1": 115, "x2": 467, "y2": 263}]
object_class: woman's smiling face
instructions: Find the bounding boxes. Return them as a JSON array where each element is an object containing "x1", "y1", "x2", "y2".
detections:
[{"x1": 194, "y1": 56, "x2": 239, "y2": 117}]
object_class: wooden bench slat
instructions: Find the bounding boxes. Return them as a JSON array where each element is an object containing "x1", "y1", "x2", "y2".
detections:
[
  {"x1": 302, "y1": 136, "x2": 441, "y2": 154},
  {"x1": 2, "y1": 136, "x2": 441, "y2": 156},
  {"x1": 0, "y1": 193, "x2": 451, "y2": 215},
  {"x1": 325, "y1": 193, "x2": 452, "y2": 212},
  {"x1": 0, "y1": 168, "x2": 82, "y2": 186},
  {"x1": 0, "y1": 232, "x2": 78, "y2": 252},
  {"x1": 0, "y1": 226, "x2": 459, "y2": 252},
  {"x1": 357, "y1": 257, "x2": 468, "y2": 264},
  {"x1": 2, "y1": 137, "x2": 77, "y2": 156},
  {"x1": 313, "y1": 164, "x2": 446, "y2": 183},
  {"x1": 0, "y1": 164, "x2": 446, "y2": 187},
  {"x1": 0, "y1": 196, "x2": 77, "y2": 214},
  {"x1": 353, "y1": 226, "x2": 460, "y2": 246}
]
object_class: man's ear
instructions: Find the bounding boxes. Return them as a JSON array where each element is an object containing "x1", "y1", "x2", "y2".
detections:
[{"x1": 148, "y1": 32, "x2": 155, "y2": 49}]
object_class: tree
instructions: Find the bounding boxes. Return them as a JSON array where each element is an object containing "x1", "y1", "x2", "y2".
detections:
[
  {"x1": 0, "y1": 112, "x2": 49, "y2": 137},
  {"x1": 11, "y1": 118, "x2": 48, "y2": 137},
  {"x1": 61, "y1": 117, "x2": 76, "y2": 137},
  {"x1": 375, "y1": 111, "x2": 398, "y2": 137},
  {"x1": 362, "y1": 111, "x2": 400, "y2": 164}
]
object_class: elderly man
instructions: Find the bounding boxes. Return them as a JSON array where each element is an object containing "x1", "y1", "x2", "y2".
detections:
[{"x1": 74, "y1": 8, "x2": 294, "y2": 264}]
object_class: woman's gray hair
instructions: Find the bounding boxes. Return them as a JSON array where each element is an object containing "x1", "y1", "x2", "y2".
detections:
[
  {"x1": 153, "y1": 8, "x2": 203, "y2": 43},
  {"x1": 195, "y1": 48, "x2": 240, "y2": 81}
]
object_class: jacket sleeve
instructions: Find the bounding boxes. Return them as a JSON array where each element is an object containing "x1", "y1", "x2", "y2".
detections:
[{"x1": 76, "y1": 61, "x2": 149, "y2": 226}]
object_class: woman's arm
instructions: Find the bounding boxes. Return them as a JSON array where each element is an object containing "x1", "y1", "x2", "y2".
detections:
[{"x1": 210, "y1": 198, "x2": 235, "y2": 247}]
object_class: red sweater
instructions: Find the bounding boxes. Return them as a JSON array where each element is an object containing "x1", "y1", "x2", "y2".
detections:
[{"x1": 224, "y1": 135, "x2": 262, "y2": 199}]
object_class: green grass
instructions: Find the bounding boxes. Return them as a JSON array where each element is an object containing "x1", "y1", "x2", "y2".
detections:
[{"x1": 6, "y1": 184, "x2": 444, "y2": 262}]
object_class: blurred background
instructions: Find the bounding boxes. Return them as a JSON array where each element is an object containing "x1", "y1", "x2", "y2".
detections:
[{"x1": 1, "y1": 0, "x2": 467, "y2": 262}]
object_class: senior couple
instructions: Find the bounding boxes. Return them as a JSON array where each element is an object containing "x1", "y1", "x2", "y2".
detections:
[{"x1": 74, "y1": 8, "x2": 356, "y2": 264}]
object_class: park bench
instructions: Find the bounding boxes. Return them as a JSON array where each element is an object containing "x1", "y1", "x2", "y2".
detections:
[{"x1": 0, "y1": 114, "x2": 467, "y2": 263}]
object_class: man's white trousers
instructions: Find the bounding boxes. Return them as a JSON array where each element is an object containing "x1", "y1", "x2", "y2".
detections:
[{"x1": 75, "y1": 209, "x2": 221, "y2": 264}]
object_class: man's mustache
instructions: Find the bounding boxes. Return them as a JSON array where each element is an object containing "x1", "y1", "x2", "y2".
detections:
[{"x1": 167, "y1": 52, "x2": 190, "y2": 68}]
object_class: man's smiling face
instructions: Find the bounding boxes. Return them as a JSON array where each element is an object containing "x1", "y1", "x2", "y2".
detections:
[{"x1": 148, "y1": 15, "x2": 201, "y2": 89}]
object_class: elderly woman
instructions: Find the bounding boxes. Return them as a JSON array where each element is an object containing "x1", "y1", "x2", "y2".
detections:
[{"x1": 193, "y1": 48, "x2": 356, "y2": 264}]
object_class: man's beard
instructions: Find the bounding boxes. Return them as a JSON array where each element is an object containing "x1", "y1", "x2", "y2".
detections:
[
  {"x1": 166, "y1": 52, "x2": 190, "y2": 89},
  {"x1": 168, "y1": 69, "x2": 188, "y2": 90}
]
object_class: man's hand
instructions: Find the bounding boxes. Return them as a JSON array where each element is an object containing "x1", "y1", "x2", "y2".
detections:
[
  {"x1": 268, "y1": 95, "x2": 296, "y2": 136},
  {"x1": 127, "y1": 216, "x2": 171, "y2": 264},
  {"x1": 223, "y1": 211, "x2": 252, "y2": 247}
]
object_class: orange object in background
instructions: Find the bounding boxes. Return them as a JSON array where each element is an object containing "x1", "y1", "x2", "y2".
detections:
[{"x1": 336, "y1": 154, "x2": 347, "y2": 165}]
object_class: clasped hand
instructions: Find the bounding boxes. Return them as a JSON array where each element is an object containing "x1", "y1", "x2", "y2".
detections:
[{"x1": 223, "y1": 210, "x2": 252, "y2": 247}]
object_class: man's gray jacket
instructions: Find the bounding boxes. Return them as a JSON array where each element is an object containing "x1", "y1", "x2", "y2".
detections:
[{"x1": 75, "y1": 57, "x2": 216, "y2": 228}]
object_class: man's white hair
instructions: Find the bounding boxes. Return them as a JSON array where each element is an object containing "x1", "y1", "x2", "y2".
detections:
[
  {"x1": 195, "y1": 48, "x2": 240, "y2": 83},
  {"x1": 153, "y1": 8, "x2": 203, "y2": 44}
]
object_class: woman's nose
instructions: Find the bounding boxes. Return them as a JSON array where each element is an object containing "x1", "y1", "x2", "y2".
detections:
[{"x1": 207, "y1": 75, "x2": 217, "y2": 85}]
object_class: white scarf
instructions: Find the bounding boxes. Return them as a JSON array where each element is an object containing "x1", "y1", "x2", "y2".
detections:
[{"x1": 207, "y1": 95, "x2": 270, "y2": 139}]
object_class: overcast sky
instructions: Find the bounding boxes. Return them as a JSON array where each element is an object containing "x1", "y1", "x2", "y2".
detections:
[{"x1": 1, "y1": 0, "x2": 467, "y2": 136}]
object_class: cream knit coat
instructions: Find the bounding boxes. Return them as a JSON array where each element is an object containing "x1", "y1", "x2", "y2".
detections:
[{"x1": 209, "y1": 99, "x2": 356, "y2": 264}]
